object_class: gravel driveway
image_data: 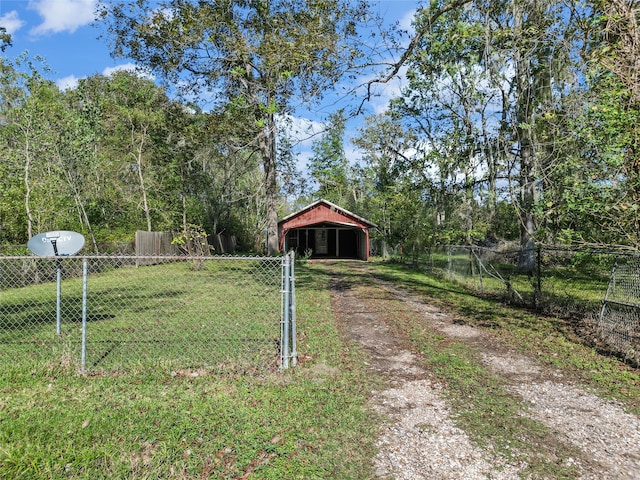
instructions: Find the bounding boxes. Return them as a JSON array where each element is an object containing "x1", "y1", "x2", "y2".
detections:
[{"x1": 327, "y1": 262, "x2": 640, "y2": 480}]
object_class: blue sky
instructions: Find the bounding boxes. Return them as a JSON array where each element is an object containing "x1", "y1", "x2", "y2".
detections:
[
  {"x1": 1, "y1": 0, "x2": 136, "y2": 89},
  {"x1": 1, "y1": 0, "x2": 418, "y2": 167}
]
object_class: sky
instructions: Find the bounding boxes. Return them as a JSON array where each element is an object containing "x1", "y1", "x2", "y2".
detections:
[{"x1": 0, "y1": 0, "x2": 419, "y2": 169}]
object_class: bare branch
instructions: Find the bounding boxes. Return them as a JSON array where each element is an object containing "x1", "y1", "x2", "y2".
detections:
[{"x1": 358, "y1": 0, "x2": 474, "y2": 112}]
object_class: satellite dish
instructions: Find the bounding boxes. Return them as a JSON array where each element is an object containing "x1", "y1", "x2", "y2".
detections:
[{"x1": 28, "y1": 230, "x2": 85, "y2": 256}]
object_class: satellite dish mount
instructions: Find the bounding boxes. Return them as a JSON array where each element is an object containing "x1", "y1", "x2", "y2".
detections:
[{"x1": 27, "y1": 231, "x2": 85, "y2": 335}]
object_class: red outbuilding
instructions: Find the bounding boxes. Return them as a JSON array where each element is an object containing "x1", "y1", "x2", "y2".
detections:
[{"x1": 278, "y1": 199, "x2": 377, "y2": 261}]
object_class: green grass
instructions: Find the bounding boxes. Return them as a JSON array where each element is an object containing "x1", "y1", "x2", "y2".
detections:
[
  {"x1": 406, "y1": 249, "x2": 612, "y2": 315},
  {"x1": 373, "y1": 260, "x2": 640, "y2": 415},
  {"x1": 3, "y1": 258, "x2": 639, "y2": 479},
  {"x1": 1, "y1": 259, "x2": 283, "y2": 372},
  {"x1": 0, "y1": 262, "x2": 379, "y2": 479}
]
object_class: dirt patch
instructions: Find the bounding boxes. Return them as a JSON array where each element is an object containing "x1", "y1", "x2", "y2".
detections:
[{"x1": 327, "y1": 262, "x2": 640, "y2": 479}]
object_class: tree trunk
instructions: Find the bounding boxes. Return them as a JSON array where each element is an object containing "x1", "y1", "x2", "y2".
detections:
[
  {"x1": 513, "y1": 0, "x2": 537, "y2": 272},
  {"x1": 133, "y1": 125, "x2": 152, "y2": 232},
  {"x1": 518, "y1": 136, "x2": 537, "y2": 271},
  {"x1": 23, "y1": 133, "x2": 34, "y2": 240},
  {"x1": 260, "y1": 113, "x2": 279, "y2": 255}
]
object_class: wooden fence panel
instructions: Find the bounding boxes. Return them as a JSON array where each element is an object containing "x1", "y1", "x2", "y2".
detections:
[{"x1": 135, "y1": 231, "x2": 178, "y2": 263}]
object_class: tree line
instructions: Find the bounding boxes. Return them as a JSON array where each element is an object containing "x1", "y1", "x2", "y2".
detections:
[
  {"x1": 0, "y1": 62, "x2": 271, "y2": 252},
  {"x1": 1, "y1": 0, "x2": 639, "y2": 261},
  {"x1": 309, "y1": 0, "x2": 640, "y2": 267}
]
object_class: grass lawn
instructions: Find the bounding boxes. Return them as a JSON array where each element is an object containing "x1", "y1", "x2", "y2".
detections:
[
  {"x1": 2, "y1": 258, "x2": 639, "y2": 479},
  {"x1": 1, "y1": 259, "x2": 284, "y2": 373},
  {"x1": 367, "y1": 260, "x2": 640, "y2": 478},
  {"x1": 0, "y1": 262, "x2": 379, "y2": 479},
  {"x1": 372, "y1": 260, "x2": 640, "y2": 416}
]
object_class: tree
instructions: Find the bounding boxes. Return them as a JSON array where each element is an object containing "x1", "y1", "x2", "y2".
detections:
[
  {"x1": 100, "y1": 0, "x2": 370, "y2": 254},
  {"x1": 0, "y1": 56, "x2": 28, "y2": 244},
  {"x1": 70, "y1": 71, "x2": 187, "y2": 238},
  {"x1": 1, "y1": 62, "x2": 76, "y2": 240},
  {"x1": 578, "y1": 0, "x2": 640, "y2": 247},
  {"x1": 307, "y1": 111, "x2": 353, "y2": 206},
  {"x1": 391, "y1": 4, "x2": 499, "y2": 244},
  {"x1": 354, "y1": 113, "x2": 426, "y2": 251},
  {"x1": 0, "y1": 27, "x2": 11, "y2": 52}
]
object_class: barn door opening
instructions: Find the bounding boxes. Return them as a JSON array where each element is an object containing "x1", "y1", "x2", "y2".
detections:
[{"x1": 315, "y1": 229, "x2": 328, "y2": 255}]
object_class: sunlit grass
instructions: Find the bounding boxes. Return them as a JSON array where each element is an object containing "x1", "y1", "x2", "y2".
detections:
[
  {"x1": 1, "y1": 259, "x2": 282, "y2": 372},
  {"x1": 361, "y1": 259, "x2": 640, "y2": 478},
  {"x1": 0, "y1": 262, "x2": 378, "y2": 480},
  {"x1": 373, "y1": 260, "x2": 640, "y2": 415}
]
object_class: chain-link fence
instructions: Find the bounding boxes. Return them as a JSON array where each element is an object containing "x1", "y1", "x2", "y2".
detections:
[
  {"x1": 0, "y1": 253, "x2": 296, "y2": 374},
  {"x1": 391, "y1": 244, "x2": 640, "y2": 365}
]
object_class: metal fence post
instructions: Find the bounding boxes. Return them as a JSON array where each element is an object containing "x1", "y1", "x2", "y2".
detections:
[
  {"x1": 599, "y1": 261, "x2": 617, "y2": 327},
  {"x1": 477, "y1": 247, "x2": 483, "y2": 290},
  {"x1": 535, "y1": 244, "x2": 542, "y2": 309},
  {"x1": 81, "y1": 258, "x2": 88, "y2": 373},
  {"x1": 289, "y1": 251, "x2": 297, "y2": 367},
  {"x1": 56, "y1": 260, "x2": 62, "y2": 335},
  {"x1": 282, "y1": 254, "x2": 291, "y2": 369}
]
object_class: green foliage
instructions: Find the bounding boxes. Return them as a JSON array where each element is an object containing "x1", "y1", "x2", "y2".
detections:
[
  {"x1": 0, "y1": 27, "x2": 11, "y2": 52},
  {"x1": 102, "y1": 0, "x2": 373, "y2": 254},
  {"x1": 0, "y1": 57, "x2": 272, "y2": 250},
  {"x1": 172, "y1": 224, "x2": 211, "y2": 256},
  {"x1": 307, "y1": 111, "x2": 355, "y2": 206},
  {"x1": 5, "y1": 0, "x2": 640, "y2": 251}
]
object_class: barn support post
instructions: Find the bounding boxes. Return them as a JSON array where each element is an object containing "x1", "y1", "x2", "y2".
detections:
[{"x1": 364, "y1": 228, "x2": 370, "y2": 261}]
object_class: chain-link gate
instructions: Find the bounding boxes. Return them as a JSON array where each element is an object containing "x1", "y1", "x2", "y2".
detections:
[
  {"x1": 598, "y1": 258, "x2": 640, "y2": 364},
  {"x1": 0, "y1": 253, "x2": 296, "y2": 374}
]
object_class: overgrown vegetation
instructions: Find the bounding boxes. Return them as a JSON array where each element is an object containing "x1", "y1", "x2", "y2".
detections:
[{"x1": 4, "y1": 1, "x2": 640, "y2": 258}]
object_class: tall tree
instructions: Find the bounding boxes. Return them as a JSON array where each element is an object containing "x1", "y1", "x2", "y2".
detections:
[
  {"x1": 581, "y1": 0, "x2": 640, "y2": 247},
  {"x1": 354, "y1": 113, "x2": 424, "y2": 249},
  {"x1": 363, "y1": 0, "x2": 582, "y2": 254},
  {"x1": 307, "y1": 111, "x2": 352, "y2": 206},
  {"x1": 73, "y1": 71, "x2": 186, "y2": 236},
  {"x1": 392, "y1": 4, "x2": 498, "y2": 244},
  {"x1": 100, "y1": 0, "x2": 369, "y2": 254}
]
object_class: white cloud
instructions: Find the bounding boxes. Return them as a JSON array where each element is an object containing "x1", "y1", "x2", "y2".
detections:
[
  {"x1": 29, "y1": 0, "x2": 97, "y2": 35},
  {"x1": 279, "y1": 114, "x2": 325, "y2": 147},
  {"x1": 55, "y1": 63, "x2": 154, "y2": 91},
  {"x1": 102, "y1": 63, "x2": 154, "y2": 80},
  {"x1": 352, "y1": 64, "x2": 408, "y2": 116},
  {"x1": 0, "y1": 11, "x2": 25, "y2": 35},
  {"x1": 56, "y1": 74, "x2": 80, "y2": 90},
  {"x1": 399, "y1": 8, "x2": 417, "y2": 36}
]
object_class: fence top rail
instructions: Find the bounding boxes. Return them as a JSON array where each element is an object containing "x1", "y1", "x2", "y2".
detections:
[
  {"x1": 1, "y1": 255, "x2": 283, "y2": 261},
  {"x1": 440, "y1": 244, "x2": 640, "y2": 257}
]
